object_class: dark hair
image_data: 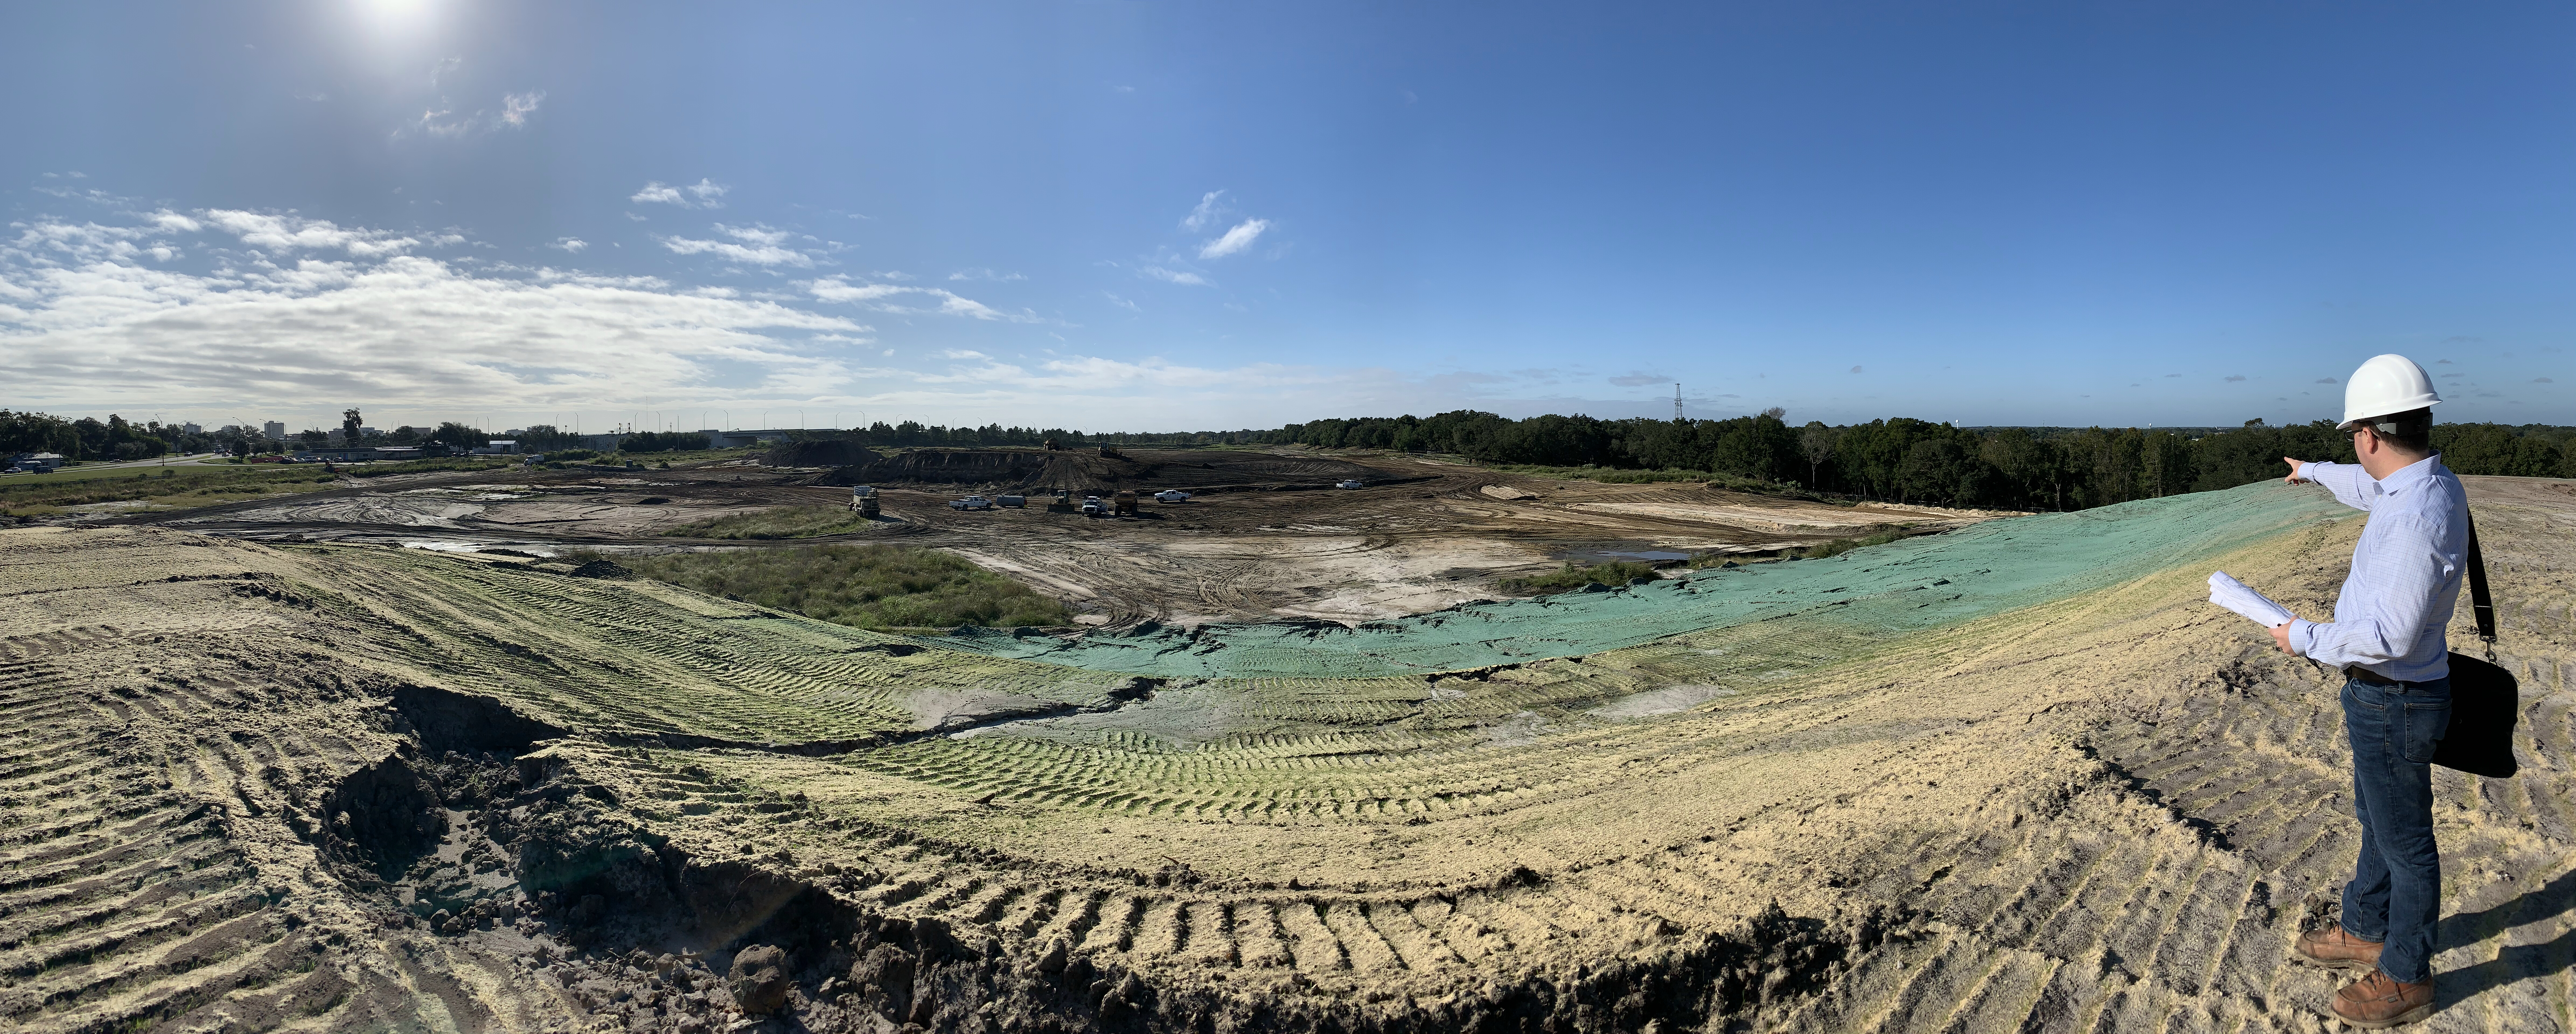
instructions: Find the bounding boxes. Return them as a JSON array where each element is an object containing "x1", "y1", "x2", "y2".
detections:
[{"x1": 2361, "y1": 407, "x2": 2433, "y2": 454}]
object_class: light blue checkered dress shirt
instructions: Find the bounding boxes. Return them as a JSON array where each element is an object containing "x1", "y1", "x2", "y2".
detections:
[{"x1": 2287, "y1": 455, "x2": 2468, "y2": 682}]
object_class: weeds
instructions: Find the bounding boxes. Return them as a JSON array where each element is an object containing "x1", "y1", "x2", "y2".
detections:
[
  {"x1": 661, "y1": 506, "x2": 878, "y2": 539},
  {"x1": 1496, "y1": 560, "x2": 1659, "y2": 594},
  {"x1": 622, "y1": 543, "x2": 1072, "y2": 630},
  {"x1": 0, "y1": 465, "x2": 340, "y2": 520},
  {"x1": 1800, "y1": 526, "x2": 1915, "y2": 559}
]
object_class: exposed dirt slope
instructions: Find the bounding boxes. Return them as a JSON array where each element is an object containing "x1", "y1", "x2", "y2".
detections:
[
  {"x1": 135, "y1": 449, "x2": 1997, "y2": 626},
  {"x1": 5, "y1": 477, "x2": 2568, "y2": 1033}
]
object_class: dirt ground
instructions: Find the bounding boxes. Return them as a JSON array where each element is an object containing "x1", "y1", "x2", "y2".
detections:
[
  {"x1": 5, "y1": 476, "x2": 2571, "y2": 1033},
  {"x1": 133, "y1": 447, "x2": 1999, "y2": 626}
]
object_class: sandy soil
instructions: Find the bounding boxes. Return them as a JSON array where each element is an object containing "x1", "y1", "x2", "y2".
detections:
[
  {"x1": 4, "y1": 476, "x2": 2570, "y2": 1033},
  {"x1": 129, "y1": 449, "x2": 1990, "y2": 628}
]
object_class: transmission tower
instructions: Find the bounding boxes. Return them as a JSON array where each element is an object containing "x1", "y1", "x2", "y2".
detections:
[{"x1": 1674, "y1": 383, "x2": 1684, "y2": 422}]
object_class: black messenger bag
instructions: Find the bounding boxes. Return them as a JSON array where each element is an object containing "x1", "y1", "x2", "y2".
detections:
[{"x1": 2433, "y1": 509, "x2": 2518, "y2": 779}]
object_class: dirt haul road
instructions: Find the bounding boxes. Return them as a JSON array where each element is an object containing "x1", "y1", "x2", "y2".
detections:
[
  {"x1": 5, "y1": 477, "x2": 2571, "y2": 1033},
  {"x1": 139, "y1": 447, "x2": 1999, "y2": 627}
]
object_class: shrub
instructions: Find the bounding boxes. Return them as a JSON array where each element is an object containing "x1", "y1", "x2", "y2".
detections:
[{"x1": 1497, "y1": 560, "x2": 1659, "y2": 594}]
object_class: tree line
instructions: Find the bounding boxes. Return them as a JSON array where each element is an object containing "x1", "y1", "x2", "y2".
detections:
[
  {"x1": 1, "y1": 409, "x2": 509, "y2": 461},
  {"x1": 1251, "y1": 410, "x2": 2576, "y2": 511}
]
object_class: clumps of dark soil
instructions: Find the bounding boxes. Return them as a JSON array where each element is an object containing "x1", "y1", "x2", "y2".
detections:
[
  {"x1": 314, "y1": 682, "x2": 1905, "y2": 1034},
  {"x1": 569, "y1": 558, "x2": 633, "y2": 578}
]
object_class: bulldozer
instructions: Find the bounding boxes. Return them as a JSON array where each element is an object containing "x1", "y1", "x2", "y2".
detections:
[
  {"x1": 1112, "y1": 490, "x2": 1139, "y2": 517},
  {"x1": 851, "y1": 485, "x2": 880, "y2": 519}
]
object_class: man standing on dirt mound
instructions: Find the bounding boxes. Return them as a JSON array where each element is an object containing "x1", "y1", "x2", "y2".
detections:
[{"x1": 2271, "y1": 353, "x2": 2466, "y2": 1028}]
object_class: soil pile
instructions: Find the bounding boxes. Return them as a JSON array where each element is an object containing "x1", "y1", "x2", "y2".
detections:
[{"x1": 5, "y1": 476, "x2": 2571, "y2": 1033}]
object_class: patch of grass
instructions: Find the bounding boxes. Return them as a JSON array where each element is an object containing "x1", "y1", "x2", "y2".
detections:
[
  {"x1": 1473, "y1": 462, "x2": 1856, "y2": 502},
  {"x1": 0, "y1": 464, "x2": 341, "y2": 521},
  {"x1": 662, "y1": 505, "x2": 878, "y2": 539},
  {"x1": 1496, "y1": 560, "x2": 1659, "y2": 595},
  {"x1": 1800, "y1": 526, "x2": 1914, "y2": 559},
  {"x1": 622, "y1": 543, "x2": 1073, "y2": 630}
]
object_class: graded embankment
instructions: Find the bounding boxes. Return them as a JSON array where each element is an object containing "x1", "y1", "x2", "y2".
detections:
[
  {"x1": 942, "y1": 481, "x2": 2352, "y2": 678},
  {"x1": 2, "y1": 477, "x2": 2570, "y2": 1034}
]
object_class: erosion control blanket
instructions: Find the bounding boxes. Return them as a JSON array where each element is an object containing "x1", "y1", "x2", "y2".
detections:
[{"x1": 940, "y1": 481, "x2": 2354, "y2": 679}]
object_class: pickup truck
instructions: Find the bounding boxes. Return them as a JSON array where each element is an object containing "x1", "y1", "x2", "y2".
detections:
[
  {"x1": 1334, "y1": 479, "x2": 1365, "y2": 490},
  {"x1": 1153, "y1": 490, "x2": 1191, "y2": 503},
  {"x1": 949, "y1": 495, "x2": 994, "y2": 511},
  {"x1": 1079, "y1": 496, "x2": 1106, "y2": 516}
]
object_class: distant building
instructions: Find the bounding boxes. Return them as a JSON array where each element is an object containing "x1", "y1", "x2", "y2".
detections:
[
  {"x1": 6, "y1": 452, "x2": 66, "y2": 473},
  {"x1": 579, "y1": 433, "x2": 626, "y2": 451},
  {"x1": 182, "y1": 422, "x2": 203, "y2": 435},
  {"x1": 263, "y1": 421, "x2": 286, "y2": 441},
  {"x1": 472, "y1": 440, "x2": 520, "y2": 456}
]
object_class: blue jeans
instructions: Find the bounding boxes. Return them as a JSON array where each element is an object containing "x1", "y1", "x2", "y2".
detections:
[{"x1": 2340, "y1": 674, "x2": 2451, "y2": 984}]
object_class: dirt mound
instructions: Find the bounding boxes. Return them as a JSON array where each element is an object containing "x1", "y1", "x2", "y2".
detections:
[
  {"x1": 800, "y1": 447, "x2": 1391, "y2": 494},
  {"x1": 7, "y1": 477, "x2": 2574, "y2": 1033}
]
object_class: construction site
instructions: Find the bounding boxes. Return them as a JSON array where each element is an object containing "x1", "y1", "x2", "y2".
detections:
[{"x1": 5, "y1": 444, "x2": 2574, "y2": 1033}]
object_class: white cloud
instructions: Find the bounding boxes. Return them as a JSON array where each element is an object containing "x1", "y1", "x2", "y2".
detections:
[
  {"x1": 949, "y1": 268, "x2": 1024, "y2": 282},
  {"x1": 500, "y1": 91, "x2": 545, "y2": 127},
  {"x1": 1198, "y1": 218, "x2": 1269, "y2": 259},
  {"x1": 631, "y1": 179, "x2": 728, "y2": 209},
  {"x1": 1103, "y1": 292, "x2": 1140, "y2": 312},
  {"x1": 551, "y1": 238, "x2": 588, "y2": 253},
  {"x1": 659, "y1": 226, "x2": 812, "y2": 267},
  {"x1": 0, "y1": 207, "x2": 1490, "y2": 429},
  {"x1": 201, "y1": 210, "x2": 419, "y2": 256},
  {"x1": 1141, "y1": 265, "x2": 1209, "y2": 286},
  {"x1": 1181, "y1": 191, "x2": 1227, "y2": 231},
  {"x1": 803, "y1": 276, "x2": 1041, "y2": 322},
  {"x1": 415, "y1": 90, "x2": 546, "y2": 137},
  {"x1": 715, "y1": 224, "x2": 792, "y2": 247},
  {"x1": 1, "y1": 239, "x2": 866, "y2": 415}
]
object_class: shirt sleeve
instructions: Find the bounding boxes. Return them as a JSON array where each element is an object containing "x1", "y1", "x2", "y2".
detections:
[
  {"x1": 2301, "y1": 460, "x2": 2376, "y2": 512},
  {"x1": 2291, "y1": 515, "x2": 2454, "y2": 667}
]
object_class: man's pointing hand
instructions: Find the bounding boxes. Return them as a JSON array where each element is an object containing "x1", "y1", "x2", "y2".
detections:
[{"x1": 2281, "y1": 457, "x2": 2312, "y2": 485}]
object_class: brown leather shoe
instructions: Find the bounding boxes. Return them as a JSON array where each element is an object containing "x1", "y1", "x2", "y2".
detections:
[
  {"x1": 2331, "y1": 970, "x2": 2435, "y2": 1028},
  {"x1": 2293, "y1": 925, "x2": 2384, "y2": 973}
]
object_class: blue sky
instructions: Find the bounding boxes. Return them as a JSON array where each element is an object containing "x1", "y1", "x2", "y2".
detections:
[{"x1": 3, "y1": 2, "x2": 2569, "y2": 434}]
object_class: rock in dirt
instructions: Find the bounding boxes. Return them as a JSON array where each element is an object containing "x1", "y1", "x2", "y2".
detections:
[{"x1": 727, "y1": 944, "x2": 793, "y2": 1015}]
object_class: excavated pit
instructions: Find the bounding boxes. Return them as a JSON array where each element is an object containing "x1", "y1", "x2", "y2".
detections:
[{"x1": 6, "y1": 475, "x2": 2575, "y2": 1033}]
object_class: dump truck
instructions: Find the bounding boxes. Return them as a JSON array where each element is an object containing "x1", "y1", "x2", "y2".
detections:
[
  {"x1": 851, "y1": 485, "x2": 880, "y2": 518},
  {"x1": 1113, "y1": 490, "x2": 1139, "y2": 517}
]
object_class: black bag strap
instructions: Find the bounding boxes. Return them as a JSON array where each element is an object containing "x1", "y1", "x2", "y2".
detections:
[{"x1": 2464, "y1": 506, "x2": 2498, "y2": 661}]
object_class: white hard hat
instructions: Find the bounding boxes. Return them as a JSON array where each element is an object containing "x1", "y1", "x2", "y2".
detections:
[{"x1": 2337, "y1": 354, "x2": 2441, "y2": 432}]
